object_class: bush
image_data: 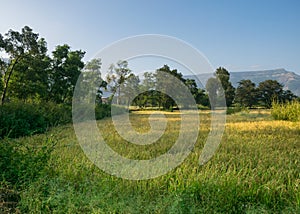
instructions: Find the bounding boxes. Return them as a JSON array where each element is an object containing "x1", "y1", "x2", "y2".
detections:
[
  {"x1": 41, "y1": 102, "x2": 72, "y2": 127},
  {"x1": 0, "y1": 102, "x2": 73, "y2": 138},
  {"x1": 271, "y1": 101, "x2": 300, "y2": 121},
  {"x1": 0, "y1": 102, "x2": 48, "y2": 138},
  {"x1": 95, "y1": 103, "x2": 111, "y2": 119},
  {"x1": 0, "y1": 102, "x2": 127, "y2": 139}
]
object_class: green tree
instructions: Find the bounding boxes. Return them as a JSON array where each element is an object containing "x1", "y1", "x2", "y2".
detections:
[
  {"x1": 133, "y1": 90, "x2": 163, "y2": 108},
  {"x1": 48, "y1": 45, "x2": 85, "y2": 104},
  {"x1": 9, "y1": 39, "x2": 50, "y2": 102},
  {"x1": 195, "y1": 89, "x2": 210, "y2": 107},
  {"x1": 215, "y1": 67, "x2": 235, "y2": 107},
  {"x1": 0, "y1": 26, "x2": 47, "y2": 104},
  {"x1": 106, "y1": 60, "x2": 132, "y2": 105},
  {"x1": 184, "y1": 79, "x2": 198, "y2": 97},
  {"x1": 121, "y1": 73, "x2": 140, "y2": 107},
  {"x1": 258, "y1": 80, "x2": 284, "y2": 108},
  {"x1": 141, "y1": 72, "x2": 155, "y2": 91},
  {"x1": 81, "y1": 58, "x2": 107, "y2": 103},
  {"x1": 155, "y1": 65, "x2": 185, "y2": 110},
  {"x1": 138, "y1": 72, "x2": 158, "y2": 108},
  {"x1": 184, "y1": 78, "x2": 206, "y2": 108},
  {"x1": 281, "y1": 89, "x2": 297, "y2": 103},
  {"x1": 205, "y1": 77, "x2": 221, "y2": 110},
  {"x1": 234, "y1": 79, "x2": 257, "y2": 107},
  {"x1": 132, "y1": 72, "x2": 159, "y2": 108}
]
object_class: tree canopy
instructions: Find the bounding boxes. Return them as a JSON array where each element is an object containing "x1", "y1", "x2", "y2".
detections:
[
  {"x1": 0, "y1": 26, "x2": 297, "y2": 110},
  {"x1": 234, "y1": 79, "x2": 257, "y2": 108},
  {"x1": 0, "y1": 26, "x2": 85, "y2": 105},
  {"x1": 257, "y1": 80, "x2": 295, "y2": 108},
  {"x1": 215, "y1": 67, "x2": 235, "y2": 107},
  {"x1": 0, "y1": 26, "x2": 48, "y2": 104}
]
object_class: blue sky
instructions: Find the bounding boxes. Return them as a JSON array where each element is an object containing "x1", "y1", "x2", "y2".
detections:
[{"x1": 1, "y1": 0, "x2": 300, "y2": 74}]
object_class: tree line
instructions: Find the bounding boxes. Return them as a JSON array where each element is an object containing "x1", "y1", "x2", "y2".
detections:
[
  {"x1": 106, "y1": 63, "x2": 209, "y2": 110},
  {"x1": 106, "y1": 63, "x2": 297, "y2": 110},
  {"x1": 0, "y1": 26, "x2": 297, "y2": 109},
  {"x1": 206, "y1": 67, "x2": 297, "y2": 109}
]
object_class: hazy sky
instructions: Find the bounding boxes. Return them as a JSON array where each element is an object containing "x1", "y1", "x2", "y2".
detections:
[{"x1": 1, "y1": 0, "x2": 300, "y2": 73}]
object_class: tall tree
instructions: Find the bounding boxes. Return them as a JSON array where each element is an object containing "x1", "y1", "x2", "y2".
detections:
[
  {"x1": 257, "y1": 80, "x2": 283, "y2": 108},
  {"x1": 184, "y1": 78, "x2": 209, "y2": 107},
  {"x1": 234, "y1": 79, "x2": 257, "y2": 107},
  {"x1": 155, "y1": 65, "x2": 184, "y2": 110},
  {"x1": 132, "y1": 72, "x2": 157, "y2": 108},
  {"x1": 258, "y1": 80, "x2": 297, "y2": 108},
  {"x1": 215, "y1": 67, "x2": 235, "y2": 107},
  {"x1": 281, "y1": 89, "x2": 297, "y2": 103},
  {"x1": 0, "y1": 26, "x2": 46, "y2": 104},
  {"x1": 141, "y1": 72, "x2": 155, "y2": 91},
  {"x1": 9, "y1": 39, "x2": 50, "y2": 102},
  {"x1": 106, "y1": 60, "x2": 132, "y2": 105},
  {"x1": 121, "y1": 73, "x2": 140, "y2": 106},
  {"x1": 195, "y1": 89, "x2": 210, "y2": 107},
  {"x1": 205, "y1": 77, "x2": 221, "y2": 110},
  {"x1": 185, "y1": 78, "x2": 198, "y2": 97},
  {"x1": 80, "y1": 58, "x2": 107, "y2": 103},
  {"x1": 48, "y1": 45, "x2": 85, "y2": 104}
]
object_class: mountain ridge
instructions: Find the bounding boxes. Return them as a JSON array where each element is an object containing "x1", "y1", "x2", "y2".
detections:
[{"x1": 185, "y1": 68, "x2": 300, "y2": 96}]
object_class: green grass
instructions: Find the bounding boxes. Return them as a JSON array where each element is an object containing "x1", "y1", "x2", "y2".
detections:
[{"x1": 1, "y1": 110, "x2": 299, "y2": 213}]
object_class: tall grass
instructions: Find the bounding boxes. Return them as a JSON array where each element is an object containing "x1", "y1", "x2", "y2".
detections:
[
  {"x1": 0, "y1": 111, "x2": 298, "y2": 213},
  {"x1": 271, "y1": 101, "x2": 300, "y2": 121},
  {"x1": 0, "y1": 135, "x2": 57, "y2": 213}
]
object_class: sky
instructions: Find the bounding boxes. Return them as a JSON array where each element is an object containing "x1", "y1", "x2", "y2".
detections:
[{"x1": 1, "y1": 0, "x2": 300, "y2": 74}]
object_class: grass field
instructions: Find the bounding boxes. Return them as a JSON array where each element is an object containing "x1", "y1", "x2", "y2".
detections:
[{"x1": 1, "y1": 110, "x2": 299, "y2": 213}]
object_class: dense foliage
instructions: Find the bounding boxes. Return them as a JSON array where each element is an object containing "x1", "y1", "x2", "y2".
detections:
[
  {"x1": 0, "y1": 26, "x2": 86, "y2": 105},
  {"x1": 0, "y1": 102, "x2": 128, "y2": 139}
]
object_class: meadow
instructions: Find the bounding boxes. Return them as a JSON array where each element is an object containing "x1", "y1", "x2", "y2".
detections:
[{"x1": 1, "y1": 110, "x2": 299, "y2": 213}]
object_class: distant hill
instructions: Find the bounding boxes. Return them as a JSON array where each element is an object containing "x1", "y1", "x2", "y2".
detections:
[{"x1": 185, "y1": 68, "x2": 300, "y2": 96}]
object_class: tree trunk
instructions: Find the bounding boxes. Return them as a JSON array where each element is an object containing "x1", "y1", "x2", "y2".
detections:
[
  {"x1": 1, "y1": 58, "x2": 20, "y2": 105},
  {"x1": 117, "y1": 86, "x2": 120, "y2": 105}
]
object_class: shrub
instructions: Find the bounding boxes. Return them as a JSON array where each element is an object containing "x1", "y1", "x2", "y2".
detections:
[
  {"x1": 271, "y1": 101, "x2": 300, "y2": 121},
  {"x1": 95, "y1": 103, "x2": 111, "y2": 119},
  {"x1": 0, "y1": 102, "x2": 74, "y2": 138},
  {"x1": 0, "y1": 102, "x2": 47, "y2": 138},
  {"x1": 41, "y1": 102, "x2": 72, "y2": 127},
  {"x1": 0, "y1": 102, "x2": 127, "y2": 139}
]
